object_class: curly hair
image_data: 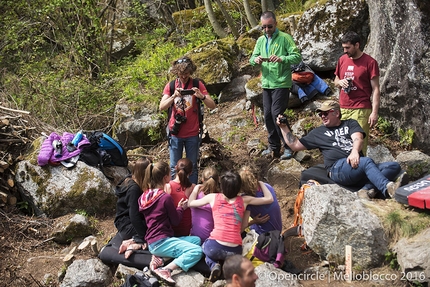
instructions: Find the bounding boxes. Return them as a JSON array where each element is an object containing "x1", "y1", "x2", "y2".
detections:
[{"x1": 170, "y1": 56, "x2": 197, "y2": 76}]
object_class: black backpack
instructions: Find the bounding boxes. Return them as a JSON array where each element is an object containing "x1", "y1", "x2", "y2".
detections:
[
  {"x1": 167, "y1": 78, "x2": 204, "y2": 137},
  {"x1": 79, "y1": 131, "x2": 129, "y2": 177},
  {"x1": 120, "y1": 272, "x2": 159, "y2": 287}
]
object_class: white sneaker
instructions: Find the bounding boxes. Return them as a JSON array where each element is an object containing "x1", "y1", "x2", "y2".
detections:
[{"x1": 386, "y1": 182, "x2": 399, "y2": 198}]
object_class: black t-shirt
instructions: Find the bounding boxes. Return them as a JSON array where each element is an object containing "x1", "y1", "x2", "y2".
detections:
[{"x1": 299, "y1": 119, "x2": 365, "y2": 169}]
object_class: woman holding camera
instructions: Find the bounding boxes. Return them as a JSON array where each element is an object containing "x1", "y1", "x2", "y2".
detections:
[{"x1": 159, "y1": 56, "x2": 216, "y2": 184}]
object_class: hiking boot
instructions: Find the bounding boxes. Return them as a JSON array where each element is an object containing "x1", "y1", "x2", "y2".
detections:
[
  {"x1": 209, "y1": 263, "x2": 222, "y2": 283},
  {"x1": 261, "y1": 148, "x2": 280, "y2": 158},
  {"x1": 386, "y1": 181, "x2": 400, "y2": 198},
  {"x1": 149, "y1": 255, "x2": 164, "y2": 271},
  {"x1": 152, "y1": 267, "x2": 175, "y2": 286},
  {"x1": 280, "y1": 149, "x2": 293, "y2": 160}
]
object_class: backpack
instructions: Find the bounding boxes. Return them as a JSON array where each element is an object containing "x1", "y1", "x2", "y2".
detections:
[
  {"x1": 167, "y1": 78, "x2": 204, "y2": 138},
  {"x1": 291, "y1": 179, "x2": 320, "y2": 235},
  {"x1": 120, "y1": 272, "x2": 159, "y2": 287},
  {"x1": 79, "y1": 131, "x2": 128, "y2": 178},
  {"x1": 250, "y1": 230, "x2": 286, "y2": 268}
]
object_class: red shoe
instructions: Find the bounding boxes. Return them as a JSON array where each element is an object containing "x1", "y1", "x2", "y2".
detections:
[
  {"x1": 149, "y1": 255, "x2": 164, "y2": 271},
  {"x1": 152, "y1": 267, "x2": 175, "y2": 286}
]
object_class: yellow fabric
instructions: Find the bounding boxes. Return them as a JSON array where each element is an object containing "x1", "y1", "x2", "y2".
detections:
[
  {"x1": 341, "y1": 108, "x2": 371, "y2": 155},
  {"x1": 244, "y1": 244, "x2": 265, "y2": 267}
]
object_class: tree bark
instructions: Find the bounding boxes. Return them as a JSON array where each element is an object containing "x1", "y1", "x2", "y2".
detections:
[
  {"x1": 204, "y1": 0, "x2": 228, "y2": 38},
  {"x1": 261, "y1": 0, "x2": 275, "y2": 12},
  {"x1": 243, "y1": 0, "x2": 258, "y2": 28},
  {"x1": 214, "y1": 0, "x2": 239, "y2": 38}
]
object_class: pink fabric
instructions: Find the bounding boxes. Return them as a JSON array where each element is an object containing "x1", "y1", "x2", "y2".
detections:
[
  {"x1": 168, "y1": 181, "x2": 192, "y2": 236},
  {"x1": 209, "y1": 193, "x2": 244, "y2": 245},
  {"x1": 37, "y1": 132, "x2": 90, "y2": 166}
]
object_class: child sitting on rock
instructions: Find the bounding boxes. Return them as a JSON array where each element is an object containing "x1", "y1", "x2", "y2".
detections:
[
  {"x1": 138, "y1": 161, "x2": 202, "y2": 286},
  {"x1": 188, "y1": 170, "x2": 273, "y2": 282}
]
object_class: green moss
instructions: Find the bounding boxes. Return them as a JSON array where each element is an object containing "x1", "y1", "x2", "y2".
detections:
[{"x1": 247, "y1": 77, "x2": 262, "y2": 93}]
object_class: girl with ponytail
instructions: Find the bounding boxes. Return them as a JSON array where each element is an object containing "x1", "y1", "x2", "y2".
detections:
[
  {"x1": 138, "y1": 161, "x2": 202, "y2": 285},
  {"x1": 165, "y1": 158, "x2": 195, "y2": 236}
]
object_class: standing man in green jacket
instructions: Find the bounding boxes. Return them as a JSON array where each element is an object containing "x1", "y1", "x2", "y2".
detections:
[{"x1": 250, "y1": 11, "x2": 302, "y2": 160}]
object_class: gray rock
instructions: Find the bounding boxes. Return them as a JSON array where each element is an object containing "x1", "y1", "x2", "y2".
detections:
[
  {"x1": 302, "y1": 184, "x2": 388, "y2": 268},
  {"x1": 396, "y1": 150, "x2": 430, "y2": 179},
  {"x1": 15, "y1": 160, "x2": 117, "y2": 217},
  {"x1": 60, "y1": 259, "x2": 112, "y2": 287},
  {"x1": 394, "y1": 228, "x2": 430, "y2": 283},
  {"x1": 51, "y1": 214, "x2": 94, "y2": 244},
  {"x1": 367, "y1": 145, "x2": 395, "y2": 163},
  {"x1": 294, "y1": 0, "x2": 369, "y2": 71},
  {"x1": 219, "y1": 75, "x2": 251, "y2": 103}
]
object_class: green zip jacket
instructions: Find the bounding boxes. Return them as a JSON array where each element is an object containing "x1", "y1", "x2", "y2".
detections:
[{"x1": 250, "y1": 29, "x2": 301, "y2": 89}]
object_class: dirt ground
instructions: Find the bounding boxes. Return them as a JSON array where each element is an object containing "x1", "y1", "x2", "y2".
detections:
[{"x1": 0, "y1": 99, "x2": 413, "y2": 287}]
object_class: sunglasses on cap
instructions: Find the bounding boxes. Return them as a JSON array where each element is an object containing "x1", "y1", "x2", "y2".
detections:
[
  {"x1": 317, "y1": 110, "x2": 335, "y2": 117},
  {"x1": 261, "y1": 25, "x2": 274, "y2": 29},
  {"x1": 176, "y1": 58, "x2": 189, "y2": 64}
]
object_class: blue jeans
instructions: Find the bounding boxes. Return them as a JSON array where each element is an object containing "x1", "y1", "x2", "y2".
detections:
[
  {"x1": 329, "y1": 157, "x2": 401, "y2": 197},
  {"x1": 202, "y1": 239, "x2": 242, "y2": 270},
  {"x1": 148, "y1": 236, "x2": 202, "y2": 272},
  {"x1": 169, "y1": 135, "x2": 200, "y2": 184},
  {"x1": 262, "y1": 88, "x2": 291, "y2": 152}
]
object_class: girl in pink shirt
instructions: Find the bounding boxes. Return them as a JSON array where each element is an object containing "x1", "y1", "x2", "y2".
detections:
[{"x1": 188, "y1": 171, "x2": 273, "y2": 282}]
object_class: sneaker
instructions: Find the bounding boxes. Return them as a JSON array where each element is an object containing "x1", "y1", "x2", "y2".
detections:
[
  {"x1": 386, "y1": 181, "x2": 400, "y2": 198},
  {"x1": 367, "y1": 189, "x2": 377, "y2": 199},
  {"x1": 149, "y1": 255, "x2": 164, "y2": 271},
  {"x1": 261, "y1": 148, "x2": 272, "y2": 157},
  {"x1": 358, "y1": 189, "x2": 377, "y2": 200},
  {"x1": 396, "y1": 171, "x2": 409, "y2": 187},
  {"x1": 357, "y1": 189, "x2": 370, "y2": 200},
  {"x1": 280, "y1": 149, "x2": 293, "y2": 160},
  {"x1": 209, "y1": 263, "x2": 222, "y2": 282},
  {"x1": 152, "y1": 267, "x2": 175, "y2": 286}
]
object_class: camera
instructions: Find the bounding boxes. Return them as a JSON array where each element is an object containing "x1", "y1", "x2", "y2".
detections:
[
  {"x1": 343, "y1": 78, "x2": 352, "y2": 94},
  {"x1": 180, "y1": 89, "x2": 195, "y2": 96},
  {"x1": 278, "y1": 114, "x2": 288, "y2": 125},
  {"x1": 170, "y1": 114, "x2": 187, "y2": 135}
]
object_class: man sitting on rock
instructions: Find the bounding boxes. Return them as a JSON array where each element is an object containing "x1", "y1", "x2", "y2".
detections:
[{"x1": 277, "y1": 100, "x2": 402, "y2": 199}]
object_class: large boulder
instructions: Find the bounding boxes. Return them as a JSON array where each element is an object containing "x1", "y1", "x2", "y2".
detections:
[
  {"x1": 15, "y1": 160, "x2": 120, "y2": 217},
  {"x1": 294, "y1": 0, "x2": 369, "y2": 71},
  {"x1": 60, "y1": 259, "x2": 112, "y2": 287},
  {"x1": 301, "y1": 184, "x2": 388, "y2": 268},
  {"x1": 394, "y1": 228, "x2": 430, "y2": 284},
  {"x1": 366, "y1": 0, "x2": 430, "y2": 154}
]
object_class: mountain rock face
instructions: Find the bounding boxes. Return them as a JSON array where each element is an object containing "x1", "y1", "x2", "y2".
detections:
[
  {"x1": 365, "y1": 0, "x2": 430, "y2": 154},
  {"x1": 293, "y1": 0, "x2": 430, "y2": 153}
]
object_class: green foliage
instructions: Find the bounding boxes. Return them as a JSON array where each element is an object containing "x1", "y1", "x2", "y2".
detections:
[
  {"x1": 377, "y1": 117, "x2": 394, "y2": 135},
  {"x1": 75, "y1": 209, "x2": 88, "y2": 217},
  {"x1": 385, "y1": 251, "x2": 399, "y2": 270},
  {"x1": 398, "y1": 128, "x2": 414, "y2": 148},
  {"x1": 17, "y1": 201, "x2": 30, "y2": 213},
  {"x1": 277, "y1": 0, "x2": 307, "y2": 13}
]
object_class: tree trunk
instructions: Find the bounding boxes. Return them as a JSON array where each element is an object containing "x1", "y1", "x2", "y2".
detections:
[
  {"x1": 261, "y1": 0, "x2": 275, "y2": 12},
  {"x1": 214, "y1": 0, "x2": 239, "y2": 38},
  {"x1": 243, "y1": 0, "x2": 258, "y2": 28},
  {"x1": 204, "y1": 0, "x2": 228, "y2": 38}
]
